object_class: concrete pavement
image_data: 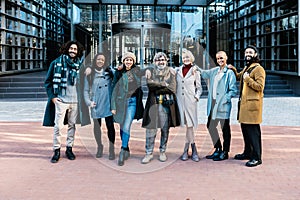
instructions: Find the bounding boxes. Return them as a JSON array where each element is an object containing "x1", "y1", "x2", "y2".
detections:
[{"x1": 0, "y1": 97, "x2": 300, "y2": 199}]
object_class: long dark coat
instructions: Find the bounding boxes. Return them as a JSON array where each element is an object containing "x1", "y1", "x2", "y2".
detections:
[
  {"x1": 142, "y1": 66, "x2": 180, "y2": 129},
  {"x1": 42, "y1": 56, "x2": 90, "y2": 127},
  {"x1": 111, "y1": 66, "x2": 144, "y2": 124}
]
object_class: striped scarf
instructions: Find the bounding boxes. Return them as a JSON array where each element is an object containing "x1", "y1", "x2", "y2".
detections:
[{"x1": 53, "y1": 55, "x2": 81, "y2": 95}]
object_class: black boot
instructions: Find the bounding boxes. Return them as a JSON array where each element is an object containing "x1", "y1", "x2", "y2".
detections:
[
  {"x1": 109, "y1": 142, "x2": 115, "y2": 160},
  {"x1": 206, "y1": 148, "x2": 221, "y2": 159},
  {"x1": 118, "y1": 148, "x2": 125, "y2": 166},
  {"x1": 65, "y1": 146, "x2": 76, "y2": 160},
  {"x1": 51, "y1": 148, "x2": 60, "y2": 163},
  {"x1": 96, "y1": 144, "x2": 103, "y2": 158},
  {"x1": 213, "y1": 151, "x2": 229, "y2": 161},
  {"x1": 180, "y1": 143, "x2": 189, "y2": 161},
  {"x1": 191, "y1": 143, "x2": 200, "y2": 162},
  {"x1": 123, "y1": 147, "x2": 130, "y2": 160}
]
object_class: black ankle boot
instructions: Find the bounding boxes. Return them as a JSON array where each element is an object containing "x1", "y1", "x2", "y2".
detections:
[
  {"x1": 96, "y1": 144, "x2": 103, "y2": 158},
  {"x1": 109, "y1": 143, "x2": 115, "y2": 160},
  {"x1": 51, "y1": 148, "x2": 60, "y2": 163},
  {"x1": 213, "y1": 151, "x2": 229, "y2": 161},
  {"x1": 123, "y1": 147, "x2": 130, "y2": 160},
  {"x1": 206, "y1": 148, "x2": 221, "y2": 159},
  {"x1": 118, "y1": 148, "x2": 125, "y2": 166},
  {"x1": 66, "y1": 147, "x2": 76, "y2": 160}
]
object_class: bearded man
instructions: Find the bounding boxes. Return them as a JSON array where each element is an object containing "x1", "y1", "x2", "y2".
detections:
[{"x1": 229, "y1": 45, "x2": 266, "y2": 167}]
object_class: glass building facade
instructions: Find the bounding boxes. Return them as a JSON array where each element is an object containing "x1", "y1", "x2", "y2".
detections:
[
  {"x1": 0, "y1": 0, "x2": 299, "y2": 95},
  {"x1": 0, "y1": 0, "x2": 44, "y2": 73},
  {"x1": 208, "y1": 0, "x2": 298, "y2": 75}
]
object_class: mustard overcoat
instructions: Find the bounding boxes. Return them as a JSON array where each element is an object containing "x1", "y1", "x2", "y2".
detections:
[{"x1": 235, "y1": 63, "x2": 266, "y2": 124}]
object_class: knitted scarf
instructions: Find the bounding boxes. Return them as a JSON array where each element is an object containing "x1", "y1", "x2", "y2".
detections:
[{"x1": 53, "y1": 55, "x2": 81, "y2": 95}]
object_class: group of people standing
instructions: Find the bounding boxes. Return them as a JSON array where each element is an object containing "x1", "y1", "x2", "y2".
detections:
[{"x1": 43, "y1": 40, "x2": 265, "y2": 168}]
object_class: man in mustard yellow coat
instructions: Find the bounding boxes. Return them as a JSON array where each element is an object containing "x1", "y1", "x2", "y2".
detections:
[{"x1": 229, "y1": 45, "x2": 266, "y2": 167}]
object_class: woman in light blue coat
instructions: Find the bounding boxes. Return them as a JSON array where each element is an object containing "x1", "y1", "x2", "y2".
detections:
[
  {"x1": 199, "y1": 51, "x2": 237, "y2": 161},
  {"x1": 83, "y1": 52, "x2": 116, "y2": 160}
]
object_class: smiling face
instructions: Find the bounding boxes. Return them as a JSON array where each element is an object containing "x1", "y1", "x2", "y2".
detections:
[
  {"x1": 68, "y1": 44, "x2": 78, "y2": 59},
  {"x1": 216, "y1": 51, "x2": 228, "y2": 68},
  {"x1": 244, "y1": 48, "x2": 257, "y2": 64},
  {"x1": 155, "y1": 56, "x2": 167, "y2": 69},
  {"x1": 96, "y1": 54, "x2": 105, "y2": 69},
  {"x1": 123, "y1": 57, "x2": 134, "y2": 70},
  {"x1": 182, "y1": 53, "x2": 192, "y2": 65}
]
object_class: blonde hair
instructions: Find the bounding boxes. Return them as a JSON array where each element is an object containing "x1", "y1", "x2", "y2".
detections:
[{"x1": 181, "y1": 48, "x2": 195, "y2": 63}]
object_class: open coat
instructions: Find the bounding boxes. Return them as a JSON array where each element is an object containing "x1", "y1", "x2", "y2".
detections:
[
  {"x1": 200, "y1": 66, "x2": 238, "y2": 120},
  {"x1": 42, "y1": 57, "x2": 90, "y2": 127},
  {"x1": 235, "y1": 63, "x2": 266, "y2": 124},
  {"x1": 111, "y1": 66, "x2": 144, "y2": 124},
  {"x1": 142, "y1": 66, "x2": 180, "y2": 129}
]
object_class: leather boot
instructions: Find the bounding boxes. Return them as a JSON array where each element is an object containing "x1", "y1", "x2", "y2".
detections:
[
  {"x1": 118, "y1": 148, "x2": 125, "y2": 166},
  {"x1": 191, "y1": 143, "x2": 200, "y2": 162},
  {"x1": 51, "y1": 148, "x2": 60, "y2": 163},
  {"x1": 206, "y1": 148, "x2": 221, "y2": 159},
  {"x1": 213, "y1": 151, "x2": 229, "y2": 161},
  {"x1": 180, "y1": 143, "x2": 189, "y2": 161},
  {"x1": 65, "y1": 146, "x2": 76, "y2": 160},
  {"x1": 108, "y1": 143, "x2": 115, "y2": 160},
  {"x1": 123, "y1": 147, "x2": 130, "y2": 160},
  {"x1": 96, "y1": 144, "x2": 103, "y2": 158}
]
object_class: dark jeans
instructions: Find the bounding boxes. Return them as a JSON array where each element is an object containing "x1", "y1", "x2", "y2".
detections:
[
  {"x1": 206, "y1": 100, "x2": 231, "y2": 152},
  {"x1": 240, "y1": 123, "x2": 262, "y2": 160},
  {"x1": 93, "y1": 115, "x2": 115, "y2": 146}
]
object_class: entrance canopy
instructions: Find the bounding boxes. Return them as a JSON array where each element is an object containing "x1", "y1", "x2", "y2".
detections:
[{"x1": 72, "y1": 0, "x2": 208, "y2": 6}]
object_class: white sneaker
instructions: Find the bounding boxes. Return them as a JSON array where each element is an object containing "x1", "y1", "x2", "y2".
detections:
[
  {"x1": 159, "y1": 152, "x2": 167, "y2": 162},
  {"x1": 141, "y1": 154, "x2": 153, "y2": 164}
]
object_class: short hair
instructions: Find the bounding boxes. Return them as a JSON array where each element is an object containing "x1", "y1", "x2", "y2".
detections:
[
  {"x1": 245, "y1": 44, "x2": 261, "y2": 63},
  {"x1": 216, "y1": 51, "x2": 227, "y2": 56},
  {"x1": 153, "y1": 52, "x2": 168, "y2": 63},
  {"x1": 181, "y1": 48, "x2": 195, "y2": 63},
  {"x1": 59, "y1": 40, "x2": 84, "y2": 58}
]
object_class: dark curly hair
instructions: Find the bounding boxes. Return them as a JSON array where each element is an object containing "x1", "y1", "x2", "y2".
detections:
[
  {"x1": 87, "y1": 52, "x2": 114, "y2": 87},
  {"x1": 59, "y1": 40, "x2": 84, "y2": 58}
]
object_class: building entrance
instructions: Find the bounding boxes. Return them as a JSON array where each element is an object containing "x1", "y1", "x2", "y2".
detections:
[{"x1": 111, "y1": 22, "x2": 171, "y2": 68}]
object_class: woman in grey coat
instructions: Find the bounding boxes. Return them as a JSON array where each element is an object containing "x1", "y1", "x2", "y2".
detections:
[
  {"x1": 176, "y1": 49, "x2": 202, "y2": 162},
  {"x1": 83, "y1": 52, "x2": 116, "y2": 160}
]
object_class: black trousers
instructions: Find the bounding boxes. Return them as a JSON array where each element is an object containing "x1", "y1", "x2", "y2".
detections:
[
  {"x1": 206, "y1": 100, "x2": 231, "y2": 152},
  {"x1": 240, "y1": 123, "x2": 262, "y2": 160},
  {"x1": 93, "y1": 115, "x2": 116, "y2": 146}
]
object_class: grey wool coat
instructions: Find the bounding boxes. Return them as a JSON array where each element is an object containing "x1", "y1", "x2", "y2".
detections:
[
  {"x1": 83, "y1": 69, "x2": 114, "y2": 119},
  {"x1": 43, "y1": 56, "x2": 90, "y2": 127}
]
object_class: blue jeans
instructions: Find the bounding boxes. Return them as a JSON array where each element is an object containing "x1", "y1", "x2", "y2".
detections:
[{"x1": 120, "y1": 96, "x2": 136, "y2": 148}]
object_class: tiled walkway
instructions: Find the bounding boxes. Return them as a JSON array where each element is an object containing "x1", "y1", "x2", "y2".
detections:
[
  {"x1": 0, "y1": 121, "x2": 300, "y2": 199},
  {"x1": 0, "y1": 95, "x2": 299, "y2": 199}
]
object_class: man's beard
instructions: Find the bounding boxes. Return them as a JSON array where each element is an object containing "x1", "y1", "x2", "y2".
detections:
[{"x1": 245, "y1": 56, "x2": 254, "y2": 65}]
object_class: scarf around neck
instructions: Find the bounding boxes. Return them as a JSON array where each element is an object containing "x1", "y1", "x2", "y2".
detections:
[{"x1": 53, "y1": 54, "x2": 81, "y2": 95}]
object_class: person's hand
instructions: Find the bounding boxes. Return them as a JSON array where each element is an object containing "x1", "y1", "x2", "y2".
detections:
[
  {"x1": 227, "y1": 64, "x2": 234, "y2": 69},
  {"x1": 85, "y1": 67, "x2": 91, "y2": 76},
  {"x1": 52, "y1": 97, "x2": 61, "y2": 104},
  {"x1": 145, "y1": 69, "x2": 151, "y2": 79},
  {"x1": 90, "y1": 101, "x2": 96, "y2": 108},
  {"x1": 243, "y1": 72, "x2": 249, "y2": 80},
  {"x1": 111, "y1": 110, "x2": 116, "y2": 115},
  {"x1": 117, "y1": 65, "x2": 123, "y2": 71}
]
